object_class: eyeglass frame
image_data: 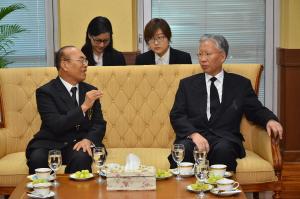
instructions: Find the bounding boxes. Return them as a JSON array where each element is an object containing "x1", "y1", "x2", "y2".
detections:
[
  {"x1": 63, "y1": 58, "x2": 88, "y2": 65},
  {"x1": 197, "y1": 51, "x2": 223, "y2": 59},
  {"x1": 148, "y1": 35, "x2": 167, "y2": 44},
  {"x1": 90, "y1": 36, "x2": 111, "y2": 45}
]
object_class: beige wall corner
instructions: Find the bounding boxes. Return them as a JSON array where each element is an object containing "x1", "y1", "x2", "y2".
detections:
[
  {"x1": 58, "y1": 0, "x2": 137, "y2": 52},
  {"x1": 280, "y1": 0, "x2": 300, "y2": 48}
]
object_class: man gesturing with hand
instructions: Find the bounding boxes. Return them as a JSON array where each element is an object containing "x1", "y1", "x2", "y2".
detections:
[{"x1": 26, "y1": 46, "x2": 106, "y2": 174}]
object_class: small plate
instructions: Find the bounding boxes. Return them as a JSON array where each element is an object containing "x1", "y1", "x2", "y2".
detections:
[
  {"x1": 186, "y1": 184, "x2": 213, "y2": 193},
  {"x1": 170, "y1": 169, "x2": 194, "y2": 177},
  {"x1": 26, "y1": 182, "x2": 53, "y2": 189},
  {"x1": 210, "y1": 188, "x2": 242, "y2": 196},
  {"x1": 27, "y1": 190, "x2": 55, "y2": 198},
  {"x1": 27, "y1": 174, "x2": 55, "y2": 181},
  {"x1": 69, "y1": 173, "x2": 94, "y2": 181},
  {"x1": 156, "y1": 172, "x2": 173, "y2": 180}
]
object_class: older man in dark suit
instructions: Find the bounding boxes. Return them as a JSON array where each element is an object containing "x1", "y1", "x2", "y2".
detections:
[
  {"x1": 26, "y1": 46, "x2": 106, "y2": 174},
  {"x1": 169, "y1": 34, "x2": 283, "y2": 171}
]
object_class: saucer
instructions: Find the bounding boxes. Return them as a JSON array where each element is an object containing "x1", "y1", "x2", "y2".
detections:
[
  {"x1": 224, "y1": 171, "x2": 233, "y2": 178},
  {"x1": 27, "y1": 190, "x2": 55, "y2": 198},
  {"x1": 27, "y1": 174, "x2": 55, "y2": 181},
  {"x1": 186, "y1": 184, "x2": 213, "y2": 193},
  {"x1": 170, "y1": 169, "x2": 194, "y2": 177},
  {"x1": 210, "y1": 188, "x2": 242, "y2": 196},
  {"x1": 69, "y1": 173, "x2": 94, "y2": 181},
  {"x1": 26, "y1": 182, "x2": 53, "y2": 189},
  {"x1": 156, "y1": 172, "x2": 173, "y2": 180}
]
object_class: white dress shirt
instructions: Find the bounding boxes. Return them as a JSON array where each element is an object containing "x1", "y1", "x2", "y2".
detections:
[
  {"x1": 205, "y1": 70, "x2": 224, "y2": 120},
  {"x1": 59, "y1": 77, "x2": 79, "y2": 104},
  {"x1": 93, "y1": 53, "x2": 103, "y2": 66},
  {"x1": 155, "y1": 47, "x2": 170, "y2": 65}
]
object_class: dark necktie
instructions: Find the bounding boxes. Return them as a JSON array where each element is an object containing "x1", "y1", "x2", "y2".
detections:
[
  {"x1": 70, "y1": 87, "x2": 78, "y2": 106},
  {"x1": 210, "y1": 77, "x2": 220, "y2": 117}
]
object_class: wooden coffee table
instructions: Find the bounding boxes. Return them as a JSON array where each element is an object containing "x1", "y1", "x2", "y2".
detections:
[{"x1": 9, "y1": 175, "x2": 247, "y2": 199}]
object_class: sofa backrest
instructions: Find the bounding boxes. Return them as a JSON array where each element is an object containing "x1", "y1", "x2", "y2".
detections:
[{"x1": 0, "y1": 64, "x2": 262, "y2": 156}]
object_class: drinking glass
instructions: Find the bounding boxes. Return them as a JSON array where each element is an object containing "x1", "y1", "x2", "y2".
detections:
[
  {"x1": 93, "y1": 147, "x2": 106, "y2": 184},
  {"x1": 193, "y1": 146, "x2": 207, "y2": 164},
  {"x1": 194, "y1": 159, "x2": 209, "y2": 198},
  {"x1": 171, "y1": 144, "x2": 185, "y2": 181},
  {"x1": 48, "y1": 149, "x2": 62, "y2": 187}
]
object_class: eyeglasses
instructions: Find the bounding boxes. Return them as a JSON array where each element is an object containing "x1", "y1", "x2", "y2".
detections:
[
  {"x1": 148, "y1": 35, "x2": 166, "y2": 44},
  {"x1": 197, "y1": 51, "x2": 222, "y2": 59},
  {"x1": 63, "y1": 58, "x2": 88, "y2": 65},
  {"x1": 91, "y1": 36, "x2": 110, "y2": 45}
]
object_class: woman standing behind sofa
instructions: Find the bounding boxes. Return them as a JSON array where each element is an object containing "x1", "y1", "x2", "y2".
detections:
[
  {"x1": 135, "y1": 18, "x2": 192, "y2": 65},
  {"x1": 82, "y1": 16, "x2": 126, "y2": 66}
]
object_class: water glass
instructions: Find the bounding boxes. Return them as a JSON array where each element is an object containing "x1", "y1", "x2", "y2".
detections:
[
  {"x1": 48, "y1": 149, "x2": 62, "y2": 186},
  {"x1": 93, "y1": 147, "x2": 106, "y2": 184},
  {"x1": 171, "y1": 144, "x2": 185, "y2": 181}
]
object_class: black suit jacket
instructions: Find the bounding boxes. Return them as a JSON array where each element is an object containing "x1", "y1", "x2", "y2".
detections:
[
  {"x1": 26, "y1": 77, "x2": 106, "y2": 158},
  {"x1": 135, "y1": 47, "x2": 192, "y2": 65},
  {"x1": 170, "y1": 71, "x2": 278, "y2": 158},
  {"x1": 103, "y1": 48, "x2": 126, "y2": 66}
]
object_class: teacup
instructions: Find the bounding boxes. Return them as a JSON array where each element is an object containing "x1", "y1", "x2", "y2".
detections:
[
  {"x1": 210, "y1": 164, "x2": 227, "y2": 177},
  {"x1": 33, "y1": 182, "x2": 51, "y2": 196},
  {"x1": 179, "y1": 162, "x2": 194, "y2": 174},
  {"x1": 216, "y1": 178, "x2": 239, "y2": 191},
  {"x1": 35, "y1": 168, "x2": 51, "y2": 180}
]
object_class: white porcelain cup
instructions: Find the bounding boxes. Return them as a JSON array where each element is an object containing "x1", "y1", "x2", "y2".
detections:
[
  {"x1": 210, "y1": 164, "x2": 227, "y2": 177},
  {"x1": 216, "y1": 178, "x2": 239, "y2": 191},
  {"x1": 33, "y1": 182, "x2": 51, "y2": 196},
  {"x1": 179, "y1": 162, "x2": 194, "y2": 174},
  {"x1": 35, "y1": 168, "x2": 51, "y2": 180}
]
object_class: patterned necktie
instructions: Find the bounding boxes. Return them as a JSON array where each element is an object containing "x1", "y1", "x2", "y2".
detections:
[
  {"x1": 70, "y1": 87, "x2": 78, "y2": 106},
  {"x1": 210, "y1": 77, "x2": 220, "y2": 117}
]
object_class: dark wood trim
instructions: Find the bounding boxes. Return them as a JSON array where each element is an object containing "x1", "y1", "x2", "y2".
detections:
[
  {"x1": 277, "y1": 47, "x2": 300, "y2": 163},
  {"x1": 0, "y1": 186, "x2": 14, "y2": 196},
  {"x1": 122, "y1": 51, "x2": 140, "y2": 65},
  {"x1": 0, "y1": 83, "x2": 4, "y2": 128},
  {"x1": 254, "y1": 65, "x2": 263, "y2": 94},
  {"x1": 277, "y1": 48, "x2": 300, "y2": 67}
]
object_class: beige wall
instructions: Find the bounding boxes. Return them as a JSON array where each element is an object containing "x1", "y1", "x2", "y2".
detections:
[
  {"x1": 58, "y1": 0, "x2": 137, "y2": 52},
  {"x1": 280, "y1": 0, "x2": 300, "y2": 48}
]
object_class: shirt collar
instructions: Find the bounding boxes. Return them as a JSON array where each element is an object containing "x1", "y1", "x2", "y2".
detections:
[
  {"x1": 205, "y1": 70, "x2": 224, "y2": 84},
  {"x1": 155, "y1": 47, "x2": 170, "y2": 64},
  {"x1": 93, "y1": 53, "x2": 103, "y2": 66},
  {"x1": 59, "y1": 77, "x2": 79, "y2": 94}
]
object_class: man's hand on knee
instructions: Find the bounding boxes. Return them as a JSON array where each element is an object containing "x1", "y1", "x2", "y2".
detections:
[
  {"x1": 190, "y1": 132, "x2": 210, "y2": 152},
  {"x1": 73, "y1": 139, "x2": 93, "y2": 156}
]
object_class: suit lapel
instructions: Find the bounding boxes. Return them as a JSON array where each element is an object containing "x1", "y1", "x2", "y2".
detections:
[
  {"x1": 54, "y1": 77, "x2": 74, "y2": 110},
  {"x1": 148, "y1": 51, "x2": 156, "y2": 64},
  {"x1": 169, "y1": 47, "x2": 176, "y2": 64},
  {"x1": 192, "y1": 74, "x2": 208, "y2": 123},
  {"x1": 209, "y1": 72, "x2": 234, "y2": 123},
  {"x1": 78, "y1": 83, "x2": 85, "y2": 106}
]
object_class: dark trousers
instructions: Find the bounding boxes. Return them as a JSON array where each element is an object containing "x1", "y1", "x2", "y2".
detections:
[
  {"x1": 168, "y1": 137, "x2": 240, "y2": 171},
  {"x1": 27, "y1": 143, "x2": 92, "y2": 174}
]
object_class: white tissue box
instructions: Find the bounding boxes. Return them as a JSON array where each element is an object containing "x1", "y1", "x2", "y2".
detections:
[{"x1": 106, "y1": 165, "x2": 156, "y2": 191}]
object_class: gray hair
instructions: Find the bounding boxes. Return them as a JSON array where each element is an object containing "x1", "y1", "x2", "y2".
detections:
[{"x1": 199, "y1": 34, "x2": 229, "y2": 58}]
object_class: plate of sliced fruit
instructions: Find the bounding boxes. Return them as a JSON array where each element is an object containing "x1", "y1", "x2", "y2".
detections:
[{"x1": 69, "y1": 170, "x2": 94, "y2": 181}]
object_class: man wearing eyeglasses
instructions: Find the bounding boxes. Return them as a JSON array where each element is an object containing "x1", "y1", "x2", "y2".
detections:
[
  {"x1": 26, "y1": 46, "x2": 107, "y2": 174},
  {"x1": 169, "y1": 34, "x2": 283, "y2": 172}
]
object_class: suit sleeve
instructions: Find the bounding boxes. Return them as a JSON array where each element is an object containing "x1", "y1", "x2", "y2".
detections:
[
  {"x1": 170, "y1": 80, "x2": 201, "y2": 138},
  {"x1": 116, "y1": 51, "x2": 126, "y2": 66},
  {"x1": 243, "y1": 79, "x2": 278, "y2": 128},
  {"x1": 36, "y1": 88, "x2": 86, "y2": 136}
]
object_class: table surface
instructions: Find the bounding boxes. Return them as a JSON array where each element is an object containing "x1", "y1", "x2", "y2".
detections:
[{"x1": 9, "y1": 174, "x2": 247, "y2": 199}]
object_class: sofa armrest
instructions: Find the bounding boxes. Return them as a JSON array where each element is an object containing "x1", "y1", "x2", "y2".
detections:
[
  {"x1": 0, "y1": 129, "x2": 7, "y2": 159},
  {"x1": 251, "y1": 125, "x2": 282, "y2": 174}
]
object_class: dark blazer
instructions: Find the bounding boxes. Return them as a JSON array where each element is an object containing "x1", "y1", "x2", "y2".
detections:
[
  {"x1": 82, "y1": 47, "x2": 126, "y2": 66},
  {"x1": 26, "y1": 77, "x2": 106, "y2": 158},
  {"x1": 170, "y1": 71, "x2": 278, "y2": 158},
  {"x1": 135, "y1": 47, "x2": 192, "y2": 65}
]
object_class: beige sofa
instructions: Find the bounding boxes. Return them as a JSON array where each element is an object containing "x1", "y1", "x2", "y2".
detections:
[{"x1": 0, "y1": 64, "x2": 281, "y2": 197}]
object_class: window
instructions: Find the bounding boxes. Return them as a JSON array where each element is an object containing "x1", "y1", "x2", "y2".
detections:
[
  {"x1": 1, "y1": 0, "x2": 55, "y2": 67},
  {"x1": 138, "y1": 0, "x2": 278, "y2": 106}
]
